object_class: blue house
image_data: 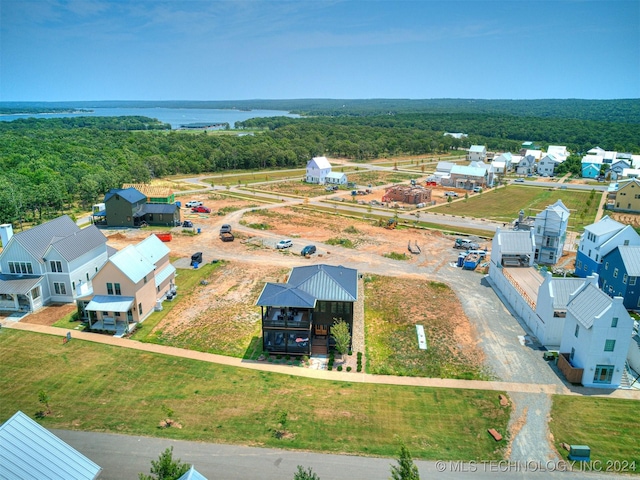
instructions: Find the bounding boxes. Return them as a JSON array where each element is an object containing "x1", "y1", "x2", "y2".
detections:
[
  {"x1": 575, "y1": 216, "x2": 640, "y2": 278},
  {"x1": 600, "y1": 245, "x2": 640, "y2": 310},
  {"x1": 581, "y1": 154, "x2": 604, "y2": 179}
]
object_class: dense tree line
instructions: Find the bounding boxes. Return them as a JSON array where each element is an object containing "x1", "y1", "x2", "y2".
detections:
[{"x1": 1, "y1": 107, "x2": 639, "y2": 225}]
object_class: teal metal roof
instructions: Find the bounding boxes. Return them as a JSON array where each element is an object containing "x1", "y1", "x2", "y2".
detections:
[
  {"x1": 178, "y1": 466, "x2": 208, "y2": 480},
  {"x1": 0, "y1": 411, "x2": 102, "y2": 480},
  {"x1": 155, "y1": 264, "x2": 176, "y2": 287},
  {"x1": 136, "y1": 235, "x2": 170, "y2": 265},
  {"x1": 85, "y1": 295, "x2": 134, "y2": 313}
]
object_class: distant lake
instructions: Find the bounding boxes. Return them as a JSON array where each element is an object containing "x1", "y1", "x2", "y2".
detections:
[{"x1": 0, "y1": 107, "x2": 300, "y2": 129}]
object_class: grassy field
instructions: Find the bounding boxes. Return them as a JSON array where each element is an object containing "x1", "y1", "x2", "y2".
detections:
[
  {"x1": 550, "y1": 396, "x2": 640, "y2": 471},
  {"x1": 429, "y1": 186, "x2": 600, "y2": 230},
  {"x1": 364, "y1": 276, "x2": 489, "y2": 380},
  {"x1": 0, "y1": 329, "x2": 510, "y2": 460}
]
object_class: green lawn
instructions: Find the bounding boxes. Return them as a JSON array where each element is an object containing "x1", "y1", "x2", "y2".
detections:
[
  {"x1": 0, "y1": 329, "x2": 510, "y2": 461},
  {"x1": 429, "y1": 186, "x2": 600, "y2": 230},
  {"x1": 364, "y1": 276, "x2": 489, "y2": 380},
  {"x1": 550, "y1": 396, "x2": 640, "y2": 471}
]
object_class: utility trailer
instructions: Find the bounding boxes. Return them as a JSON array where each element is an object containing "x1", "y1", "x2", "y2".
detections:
[{"x1": 408, "y1": 241, "x2": 421, "y2": 254}]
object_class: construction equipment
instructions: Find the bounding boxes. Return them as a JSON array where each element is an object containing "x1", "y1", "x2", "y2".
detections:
[{"x1": 385, "y1": 218, "x2": 397, "y2": 230}]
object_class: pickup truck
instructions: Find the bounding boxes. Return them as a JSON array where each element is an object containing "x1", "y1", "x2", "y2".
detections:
[
  {"x1": 454, "y1": 238, "x2": 480, "y2": 250},
  {"x1": 220, "y1": 224, "x2": 232, "y2": 234},
  {"x1": 185, "y1": 201, "x2": 203, "y2": 208},
  {"x1": 191, "y1": 206, "x2": 211, "y2": 213},
  {"x1": 220, "y1": 232, "x2": 234, "y2": 242}
]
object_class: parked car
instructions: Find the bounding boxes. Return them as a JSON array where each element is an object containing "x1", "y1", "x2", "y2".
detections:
[
  {"x1": 514, "y1": 178, "x2": 525, "y2": 183},
  {"x1": 185, "y1": 201, "x2": 203, "y2": 208},
  {"x1": 182, "y1": 220, "x2": 194, "y2": 228},
  {"x1": 276, "y1": 239, "x2": 293, "y2": 249},
  {"x1": 192, "y1": 206, "x2": 211, "y2": 213},
  {"x1": 220, "y1": 224, "x2": 232, "y2": 234},
  {"x1": 444, "y1": 191, "x2": 458, "y2": 197},
  {"x1": 473, "y1": 187, "x2": 482, "y2": 193},
  {"x1": 301, "y1": 245, "x2": 317, "y2": 256}
]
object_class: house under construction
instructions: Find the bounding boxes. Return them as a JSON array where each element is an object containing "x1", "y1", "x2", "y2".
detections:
[{"x1": 381, "y1": 185, "x2": 432, "y2": 204}]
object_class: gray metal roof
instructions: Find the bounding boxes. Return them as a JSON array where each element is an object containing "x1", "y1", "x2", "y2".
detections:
[
  {"x1": 155, "y1": 264, "x2": 176, "y2": 287},
  {"x1": 104, "y1": 187, "x2": 146, "y2": 204},
  {"x1": 85, "y1": 295, "x2": 135, "y2": 313},
  {"x1": 567, "y1": 283, "x2": 612, "y2": 329},
  {"x1": 10, "y1": 216, "x2": 79, "y2": 262},
  {"x1": 256, "y1": 283, "x2": 317, "y2": 308},
  {"x1": 549, "y1": 278, "x2": 587, "y2": 309},
  {"x1": 0, "y1": 411, "x2": 102, "y2": 480},
  {"x1": 287, "y1": 264, "x2": 358, "y2": 302},
  {"x1": 450, "y1": 165, "x2": 486, "y2": 177},
  {"x1": 618, "y1": 245, "x2": 640, "y2": 276},
  {"x1": 0, "y1": 274, "x2": 42, "y2": 295},
  {"x1": 47, "y1": 225, "x2": 107, "y2": 262},
  {"x1": 142, "y1": 203, "x2": 179, "y2": 214},
  {"x1": 497, "y1": 230, "x2": 535, "y2": 255},
  {"x1": 584, "y1": 215, "x2": 625, "y2": 236}
]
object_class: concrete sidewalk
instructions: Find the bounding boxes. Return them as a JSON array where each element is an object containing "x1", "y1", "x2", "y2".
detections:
[{"x1": 4, "y1": 321, "x2": 640, "y2": 400}]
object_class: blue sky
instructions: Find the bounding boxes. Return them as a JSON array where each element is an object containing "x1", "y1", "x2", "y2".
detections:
[{"x1": 1, "y1": 0, "x2": 639, "y2": 101}]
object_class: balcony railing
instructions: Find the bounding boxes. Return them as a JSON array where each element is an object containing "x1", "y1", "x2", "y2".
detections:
[{"x1": 262, "y1": 308, "x2": 311, "y2": 330}]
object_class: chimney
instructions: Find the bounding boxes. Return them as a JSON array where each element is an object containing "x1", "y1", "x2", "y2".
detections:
[{"x1": 0, "y1": 224, "x2": 14, "y2": 248}]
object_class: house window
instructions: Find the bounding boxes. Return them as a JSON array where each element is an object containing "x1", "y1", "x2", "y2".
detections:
[
  {"x1": 143, "y1": 276, "x2": 147, "y2": 284},
  {"x1": 595, "y1": 254, "x2": 598, "y2": 262},
  {"x1": 50, "y1": 260, "x2": 62, "y2": 272},
  {"x1": 623, "y1": 274, "x2": 628, "y2": 284},
  {"x1": 114, "y1": 283, "x2": 121, "y2": 295},
  {"x1": 630, "y1": 277, "x2": 637, "y2": 286},
  {"x1": 613, "y1": 268, "x2": 618, "y2": 278},
  {"x1": 72, "y1": 282, "x2": 75, "y2": 291},
  {"x1": 9, "y1": 261, "x2": 33, "y2": 274},
  {"x1": 624, "y1": 239, "x2": 630, "y2": 246},
  {"x1": 588, "y1": 249, "x2": 591, "y2": 257},
  {"x1": 86, "y1": 273, "x2": 90, "y2": 281},
  {"x1": 605, "y1": 262, "x2": 609, "y2": 270},
  {"x1": 611, "y1": 317, "x2": 618, "y2": 328},
  {"x1": 574, "y1": 324, "x2": 579, "y2": 338},
  {"x1": 138, "y1": 302, "x2": 143, "y2": 315},
  {"x1": 583, "y1": 264, "x2": 587, "y2": 271},
  {"x1": 115, "y1": 312, "x2": 121, "y2": 317},
  {"x1": 107, "y1": 283, "x2": 113, "y2": 295},
  {"x1": 604, "y1": 339, "x2": 616, "y2": 352},
  {"x1": 570, "y1": 347, "x2": 575, "y2": 361},
  {"x1": 53, "y1": 282, "x2": 67, "y2": 295},
  {"x1": 31, "y1": 286, "x2": 41, "y2": 299}
]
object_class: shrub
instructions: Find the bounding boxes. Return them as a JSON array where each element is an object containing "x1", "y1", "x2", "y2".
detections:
[
  {"x1": 337, "y1": 365, "x2": 343, "y2": 371},
  {"x1": 347, "y1": 366, "x2": 352, "y2": 372}
]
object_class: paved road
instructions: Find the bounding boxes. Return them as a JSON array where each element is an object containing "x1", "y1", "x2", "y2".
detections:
[{"x1": 52, "y1": 429, "x2": 624, "y2": 480}]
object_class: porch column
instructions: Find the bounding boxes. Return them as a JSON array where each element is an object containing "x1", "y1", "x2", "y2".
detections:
[{"x1": 12, "y1": 294, "x2": 19, "y2": 310}]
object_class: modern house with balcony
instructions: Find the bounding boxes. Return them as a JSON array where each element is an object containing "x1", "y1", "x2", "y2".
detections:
[{"x1": 256, "y1": 264, "x2": 358, "y2": 356}]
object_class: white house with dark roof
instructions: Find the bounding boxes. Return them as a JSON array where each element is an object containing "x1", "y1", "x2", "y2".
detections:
[
  {"x1": 0, "y1": 411, "x2": 102, "y2": 479},
  {"x1": 558, "y1": 281, "x2": 633, "y2": 388},
  {"x1": 305, "y1": 156, "x2": 332, "y2": 184},
  {"x1": 468, "y1": 145, "x2": 487, "y2": 162},
  {"x1": 0, "y1": 216, "x2": 108, "y2": 313}
]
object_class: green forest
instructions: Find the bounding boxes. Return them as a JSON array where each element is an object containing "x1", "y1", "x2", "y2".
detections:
[{"x1": 0, "y1": 99, "x2": 639, "y2": 226}]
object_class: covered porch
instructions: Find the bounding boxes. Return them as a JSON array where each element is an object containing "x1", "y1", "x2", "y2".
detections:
[
  {"x1": 83, "y1": 295, "x2": 135, "y2": 337},
  {"x1": 0, "y1": 274, "x2": 43, "y2": 313}
]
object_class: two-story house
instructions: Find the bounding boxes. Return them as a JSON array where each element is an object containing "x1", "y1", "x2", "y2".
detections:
[
  {"x1": 78, "y1": 235, "x2": 176, "y2": 336},
  {"x1": 599, "y1": 245, "x2": 640, "y2": 310},
  {"x1": 611, "y1": 178, "x2": 640, "y2": 214},
  {"x1": 537, "y1": 153, "x2": 563, "y2": 177},
  {"x1": 256, "y1": 264, "x2": 358, "y2": 356},
  {"x1": 581, "y1": 153, "x2": 604, "y2": 179},
  {"x1": 305, "y1": 157, "x2": 332, "y2": 184},
  {"x1": 575, "y1": 215, "x2": 640, "y2": 278},
  {"x1": 533, "y1": 200, "x2": 570, "y2": 265},
  {"x1": 468, "y1": 145, "x2": 487, "y2": 162},
  {"x1": 558, "y1": 280, "x2": 633, "y2": 388},
  {"x1": 0, "y1": 216, "x2": 108, "y2": 313},
  {"x1": 101, "y1": 187, "x2": 180, "y2": 228}
]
